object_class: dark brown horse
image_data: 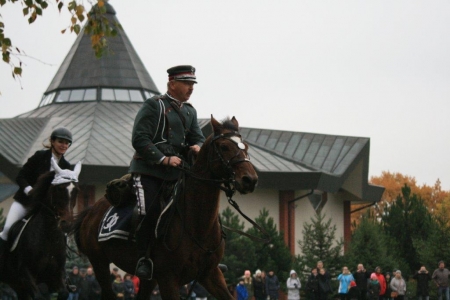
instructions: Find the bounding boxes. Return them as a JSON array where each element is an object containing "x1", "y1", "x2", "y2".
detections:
[
  {"x1": 71, "y1": 116, "x2": 258, "y2": 299},
  {"x1": 0, "y1": 159, "x2": 81, "y2": 299}
]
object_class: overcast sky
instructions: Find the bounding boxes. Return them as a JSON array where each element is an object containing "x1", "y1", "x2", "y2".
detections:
[{"x1": 1, "y1": 0, "x2": 449, "y2": 190}]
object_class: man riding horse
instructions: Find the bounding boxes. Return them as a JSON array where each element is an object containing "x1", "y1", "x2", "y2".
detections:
[{"x1": 130, "y1": 65, "x2": 205, "y2": 279}]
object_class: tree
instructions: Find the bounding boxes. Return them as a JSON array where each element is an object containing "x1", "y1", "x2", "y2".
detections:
[
  {"x1": 343, "y1": 211, "x2": 407, "y2": 274},
  {"x1": 0, "y1": 0, "x2": 119, "y2": 79},
  {"x1": 221, "y1": 207, "x2": 257, "y2": 284},
  {"x1": 381, "y1": 184, "x2": 436, "y2": 275},
  {"x1": 297, "y1": 212, "x2": 343, "y2": 276},
  {"x1": 352, "y1": 171, "x2": 449, "y2": 225},
  {"x1": 246, "y1": 208, "x2": 293, "y2": 283}
]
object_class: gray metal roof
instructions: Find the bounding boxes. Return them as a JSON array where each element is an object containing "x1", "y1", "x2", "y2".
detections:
[{"x1": 45, "y1": 2, "x2": 159, "y2": 94}]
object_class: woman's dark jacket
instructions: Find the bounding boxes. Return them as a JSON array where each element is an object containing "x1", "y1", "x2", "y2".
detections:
[
  {"x1": 253, "y1": 277, "x2": 267, "y2": 298},
  {"x1": 413, "y1": 271, "x2": 432, "y2": 296},
  {"x1": 14, "y1": 149, "x2": 71, "y2": 205}
]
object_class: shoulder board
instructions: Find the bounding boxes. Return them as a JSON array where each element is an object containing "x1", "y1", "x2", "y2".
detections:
[
  {"x1": 152, "y1": 95, "x2": 164, "y2": 101},
  {"x1": 184, "y1": 102, "x2": 193, "y2": 107}
]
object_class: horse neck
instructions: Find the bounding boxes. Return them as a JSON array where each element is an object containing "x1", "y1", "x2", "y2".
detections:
[{"x1": 185, "y1": 162, "x2": 221, "y2": 235}]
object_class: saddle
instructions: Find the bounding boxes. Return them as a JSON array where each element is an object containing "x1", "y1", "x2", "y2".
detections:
[{"x1": 99, "y1": 176, "x2": 182, "y2": 243}]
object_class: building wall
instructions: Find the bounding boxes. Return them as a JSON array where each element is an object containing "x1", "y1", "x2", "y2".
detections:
[{"x1": 218, "y1": 188, "x2": 279, "y2": 230}]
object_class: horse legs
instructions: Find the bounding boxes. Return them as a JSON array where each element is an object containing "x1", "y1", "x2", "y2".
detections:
[
  {"x1": 137, "y1": 279, "x2": 157, "y2": 300},
  {"x1": 199, "y1": 266, "x2": 234, "y2": 300},
  {"x1": 89, "y1": 256, "x2": 116, "y2": 300}
]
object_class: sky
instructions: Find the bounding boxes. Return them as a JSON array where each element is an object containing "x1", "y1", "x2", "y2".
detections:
[{"x1": 0, "y1": 0, "x2": 449, "y2": 190}]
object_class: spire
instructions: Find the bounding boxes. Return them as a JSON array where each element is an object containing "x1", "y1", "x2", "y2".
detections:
[{"x1": 40, "y1": 2, "x2": 159, "y2": 106}]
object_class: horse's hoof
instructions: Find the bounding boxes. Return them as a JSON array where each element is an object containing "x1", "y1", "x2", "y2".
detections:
[{"x1": 218, "y1": 264, "x2": 228, "y2": 273}]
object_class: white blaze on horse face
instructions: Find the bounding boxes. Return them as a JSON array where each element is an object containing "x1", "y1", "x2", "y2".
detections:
[{"x1": 230, "y1": 136, "x2": 246, "y2": 150}]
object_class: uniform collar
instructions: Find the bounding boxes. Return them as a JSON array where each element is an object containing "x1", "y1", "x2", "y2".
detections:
[{"x1": 165, "y1": 93, "x2": 182, "y2": 108}]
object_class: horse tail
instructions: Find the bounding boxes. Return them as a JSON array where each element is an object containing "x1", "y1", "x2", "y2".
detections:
[{"x1": 70, "y1": 206, "x2": 93, "y2": 251}]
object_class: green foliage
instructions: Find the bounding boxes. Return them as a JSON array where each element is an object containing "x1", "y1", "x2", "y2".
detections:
[
  {"x1": 221, "y1": 207, "x2": 257, "y2": 284},
  {"x1": 343, "y1": 212, "x2": 407, "y2": 274},
  {"x1": 381, "y1": 185, "x2": 436, "y2": 275},
  {"x1": 297, "y1": 212, "x2": 343, "y2": 276},
  {"x1": 221, "y1": 207, "x2": 294, "y2": 286},
  {"x1": 246, "y1": 208, "x2": 293, "y2": 282},
  {"x1": 0, "y1": 0, "x2": 120, "y2": 80}
]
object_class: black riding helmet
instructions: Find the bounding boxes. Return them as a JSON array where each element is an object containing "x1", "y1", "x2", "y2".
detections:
[{"x1": 51, "y1": 127, "x2": 73, "y2": 145}]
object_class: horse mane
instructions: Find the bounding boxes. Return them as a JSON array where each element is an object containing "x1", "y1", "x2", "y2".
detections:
[
  {"x1": 221, "y1": 118, "x2": 238, "y2": 132},
  {"x1": 30, "y1": 171, "x2": 56, "y2": 203}
]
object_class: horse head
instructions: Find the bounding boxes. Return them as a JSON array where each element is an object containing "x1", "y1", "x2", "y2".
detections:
[
  {"x1": 49, "y1": 158, "x2": 82, "y2": 231},
  {"x1": 197, "y1": 116, "x2": 258, "y2": 194}
]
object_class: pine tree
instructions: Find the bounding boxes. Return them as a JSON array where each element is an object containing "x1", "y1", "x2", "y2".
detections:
[
  {"x1": 343, "y1": 212, "x2": 407, "y2": 273},
  {"x1": 297, "y1": 212, "x2": 343, "y2": 276},
  {"x1": 246, "y1": 208, "x2": 293, "y2": 283},
  {"x1": 221, "y1": 207, "x2": 257, "y2": 284}
]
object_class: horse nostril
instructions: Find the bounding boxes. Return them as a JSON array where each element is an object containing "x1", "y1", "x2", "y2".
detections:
[{"x1": 242, "y1": 175, "x2": 256, "y2": 187}]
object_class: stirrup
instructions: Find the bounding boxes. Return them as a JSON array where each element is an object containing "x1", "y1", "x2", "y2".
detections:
[{"x1": 135, "y1": 257, "x2": 153, "y2": 280}]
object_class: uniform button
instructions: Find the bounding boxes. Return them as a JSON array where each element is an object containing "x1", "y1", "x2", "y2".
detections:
[
  {"x1": 151, "y1": 151, "x2": 155, "y2": 155},
  {"x1": 170, "y1": 134, "x2": 173, "y2": 138},
  {"x1": 181, "y1": 143, "x2": 184, "y2": 146},
  {"x1": 169, "y1": 128, "x2": 172, "y2": 131},
  {"x1": 187, "y1": 112, "x2": 190, "y2": 115}
]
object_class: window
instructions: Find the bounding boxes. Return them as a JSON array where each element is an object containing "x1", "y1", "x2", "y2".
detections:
[
  {"x1": 129, "y1": 90, "x2": 144, "y2": 102},
  {"x1": 102, "y1": 89, "x2": 115, "y2": 101},
  {"x1": 69, "y1": 90, "x2": 85, "y2": 101},
  {"x1": 84, "y1": 89, "x2": 97, "y2": 101},
  {"x1": 115, "y1": 89, "x2": 130, "y2": 101},
  {"x1": 55, "y1": 91, "x2": 71, "y2": 102}
]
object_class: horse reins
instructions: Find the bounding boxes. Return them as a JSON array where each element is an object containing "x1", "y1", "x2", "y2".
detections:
[{"x1": 175, "y1": 131, "x2": 271, "y2": 246}]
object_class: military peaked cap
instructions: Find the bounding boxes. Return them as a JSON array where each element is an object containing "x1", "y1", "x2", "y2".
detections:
[{"x1": 167, "y1": 65, "x2": 197, "y2": 83}]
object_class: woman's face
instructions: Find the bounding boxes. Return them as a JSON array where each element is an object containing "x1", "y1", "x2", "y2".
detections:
[
  {"x1": 395, "y1": 273, "x2": 401, "y2": 278},
  {"x1": 51, "y1": 138, "x2": 70, "y2": 155}
]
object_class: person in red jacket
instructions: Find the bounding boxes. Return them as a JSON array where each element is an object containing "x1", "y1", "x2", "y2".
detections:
[{"x1": 374, "y1": 267, "x2": 386, "y2": 300}]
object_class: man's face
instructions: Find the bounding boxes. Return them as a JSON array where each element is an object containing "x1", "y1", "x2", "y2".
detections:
[
  {"x1": 376, "y1": 268, "x2": 381, "y2": 274},
  {"x1": 73, "y1": 268, "x2": 79, "y2": 275},
  {"x1": 440, "y1": 263, "x2": 445, "y2": 269},
  {"x1": 87, "y1": 268, "x2": 93, "y2": 275},
  {"x1": 169, "y1": 80, "x2": 195, "y2": 102},
  {"x1": 312, "y1": 269, "x2": 318, "y2": 275},
  {"x1": 317, "y1": 262, "x2": 323, "y2": 269},
  {"x1": 358, "y1": 264, "x2": 364, "y2": 271}
]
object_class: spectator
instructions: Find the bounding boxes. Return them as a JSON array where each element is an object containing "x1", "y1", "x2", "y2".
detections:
[
  {"x1": 67, "y1": 266, "x2": 81, "y2": 300},
  {"x1": 368, "y1": 273, "x2": 381, "y2": 300},
  {"x1": 317, "y1": 261, "x2": 331, "y2": 280},
  {"x1": 337, "y1": 266, "x2": 355, "y2": 300},
  {"x1": 390, "y1": 270, "x2": 406, "y2": 300},
  {"x1": 150, "y1": 285, "x2": 162, "y2": 300},
  {"x1": 237, "y1": 279, "x2": 249, "y2": 300},
  {"x1": 353, "y1": 264, "x2": 370, "y2": 300},
  {"x1": 130, "y1": 275, "x2": 140, "y2": 295},
  {"x1": 110, "y1": 267, "x2": 119, "y2": 283},
  {"x1": 318, "y1": 268, "x2": 332, "y2": 300},
  {"x1": 254, "y1": 269, "x2": 267, "y2": 300},
  {"x1": 287, "y1": 270, "x2": 301, "y2": 300},
  {"x1": 179, "y1": 284, "x2": 189, "y2": 299},
  {"x1": 192, "y1": 283, "x2": 209, "y2": 300},
  {"x1": 112, "y1": 274, "x2": 125, "y2": 299},
  {"x1": 307, "y1": 268, "x2": 320, "y2": 300},
  {"x1": 86, "y1": 267, "x2": 101, "y2": 300},
  {"x1": 242, "y1": 270, "x2": 254, "y2": 300},
  {"x1": 432, "y1": 261, "x2": 450, "y2": 300},
  {"x1": 374, "y1": 267, "x2": 387, "y2": 300},
  {"x1": 348, "y1": 281, "x2": 359, "y2": 300},
  {"x1": 77, "y1": 268, "x2": 91, "y2": 300},
  {"x1": 383, "y1": 272, "x2": 392, "y2": 300},
  {"x1": 266, "y1": 270, "x2": 280, "y2": 300},
  {"x1": 414, "y1": 266, "x2": 431, "y2": 300},
  {"x1": 123, "y1": 274, "x2": 135, "y2": 300}
]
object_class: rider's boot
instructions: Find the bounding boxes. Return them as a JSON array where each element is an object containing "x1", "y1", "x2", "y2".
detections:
[{"x1": 135, "y1": 216, "x2": 154, "y2": 280}]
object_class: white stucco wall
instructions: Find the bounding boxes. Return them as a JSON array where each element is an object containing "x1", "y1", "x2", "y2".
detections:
[{"x1": 219, "y1": 188, "x2": 279, "y2": 230}]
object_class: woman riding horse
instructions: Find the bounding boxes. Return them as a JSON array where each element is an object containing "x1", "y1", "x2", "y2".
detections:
[
  {"x1": 0, "y1": 158, "x2": 82, "y2": 299},
  {"x1": 0, "y1": 127, "x2": 73, "y2": 257},
  {"x1": 72, "y1": 116, "x2": 258, "y2": 299}
]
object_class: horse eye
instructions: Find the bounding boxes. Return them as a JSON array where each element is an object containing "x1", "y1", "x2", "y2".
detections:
[{"x1": 220, "y1": 144, "x2": 229, "y2": 151}]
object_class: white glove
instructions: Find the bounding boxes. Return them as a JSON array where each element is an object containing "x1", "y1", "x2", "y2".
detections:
[{"x1": 24, "y1": 186, "x2": 33, "y2": 195}]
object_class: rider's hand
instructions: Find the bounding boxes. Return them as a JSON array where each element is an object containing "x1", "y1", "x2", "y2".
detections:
[
  {"x1": 163, "y1": 156, "x2": 182, "y2": 167},
  {"x1": 190, "y1": 145, "x2": 201, "y2": 154}
]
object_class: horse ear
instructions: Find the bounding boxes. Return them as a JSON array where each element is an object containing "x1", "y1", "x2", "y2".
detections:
[
  {"x1": 231, "y1": 116, "x2": 239, "y2": 129},
  {"x1": 210, "y1": 114, "x2": 222, "y2": 136},
  {"x1": 51, "y1": 157, "x2": 63, "y2": 174},
  {"x1": 74, "y1": 160, "x2": 83, "y2": 177}
]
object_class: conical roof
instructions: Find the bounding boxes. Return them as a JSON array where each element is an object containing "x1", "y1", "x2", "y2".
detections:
[{"x1": 43, "y1": 2, "x2": 159, "y2": 103}]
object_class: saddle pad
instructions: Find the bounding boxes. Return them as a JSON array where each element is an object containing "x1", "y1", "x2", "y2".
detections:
[
  {"x1": 10, "y1": 216, "x2": 33, "y2": 252},
  {"x1": 98, "y1": 204, "x2": 135, "y2": 242}
]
